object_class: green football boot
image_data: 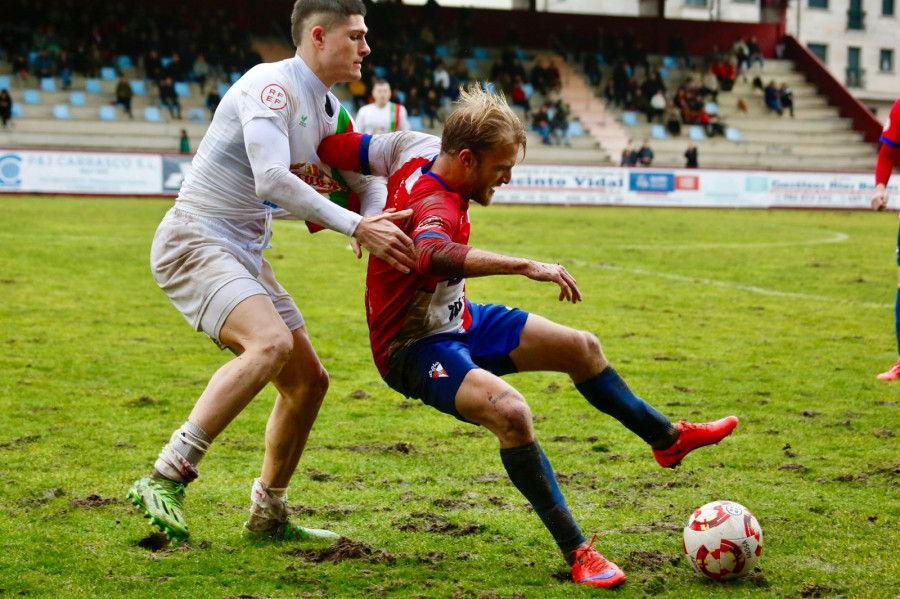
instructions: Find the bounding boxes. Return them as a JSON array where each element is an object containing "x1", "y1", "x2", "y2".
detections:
[
  {"x1": 127, "y1": 475, "x2": 189, "y2": 542},
  {"x1": 241, "y1": 520, "x2": 341, "y2": 542}
]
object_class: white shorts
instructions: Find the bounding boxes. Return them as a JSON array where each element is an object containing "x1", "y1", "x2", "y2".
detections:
[{"x1": 150, "y1": 207, "x2": 303, "y2": 348}]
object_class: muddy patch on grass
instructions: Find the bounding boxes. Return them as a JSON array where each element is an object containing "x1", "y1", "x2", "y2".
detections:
[
  {"x1": 138, "y1": 533, "x2": 170, "y2": 551},
  {"x1": 433, "y1": 498, "x2": 477, "y2": 510},
  {"x1": 395, "y1": 512, "x2": 485, "y2": 536},
  {"x1": 621, "y1": 521, "x2": 682, "y2": 534},
  {"x1": 0, "y1": 434, "x2": 41, "y2": 449},
  {"x1": 348, "y1": 389, "x2": 371, "y2": 399},
  {"x1": 69, "y1": 494, "x2": 122, "y2": 509},
  {"x1": 550, "y1": 435, "x2": 576, "y2": 442},
  {"x1": 287, "y1": 504, "x2": 353, "y2": 517},
  {"x1": 800, "y1": 582, "x2": 841, "y2": 597},
  {"x1": 625, "y1": 550, "x2": 680, "y2": 571},
  {"x1": 305, "y1": 469, "x2": 336, "y2": 482},
  {"x1": 778, "y1": 463, "x2": 808, "y2": 472},
  {"x1": 17, "y1": 487, "x2": 65, "y2": 506},
  {"x1": 288, "y1": 537, "x2": 396, "y2": 564},
  {"x1": 124, "y1": 396, "x2": 162, "y2": 408}
]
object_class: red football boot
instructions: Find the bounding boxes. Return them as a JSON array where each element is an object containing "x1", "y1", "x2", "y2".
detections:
[
  {"x1": 653, "y1": 416, "x2": 739, "y2": 468},
  {"x1": 876, "y1": 361, "x2": 900, "y2": 381},
  {"x1": 571, "y1": 535, "x2": 626, "y2": 588}
]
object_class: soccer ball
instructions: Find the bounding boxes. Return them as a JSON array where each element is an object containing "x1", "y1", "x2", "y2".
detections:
[{"x1": 682, "y1": 500, "x2": 762, "y2": 580}]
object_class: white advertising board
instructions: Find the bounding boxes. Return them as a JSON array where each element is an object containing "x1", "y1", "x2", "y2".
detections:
[{"x1": 0, "y1": 150, "x2": 163, "y2": 195}]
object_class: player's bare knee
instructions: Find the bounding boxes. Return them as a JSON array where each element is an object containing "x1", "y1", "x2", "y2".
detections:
[
  {"x1": 494, "y1": 395, "x2": 534, "y2": 442},
  {"x1": 254, "y1": 328, "x2": 294, "y2": 372},
  {"x1": 281, "y1": 366, "x2": 329, "y2": 409},
  {"x1": 573, "y1": 330, "x2": 607, "y2": 376}
]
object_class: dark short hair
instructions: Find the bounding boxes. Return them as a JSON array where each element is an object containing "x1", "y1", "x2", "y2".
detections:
[
  {"x1": 290, "y1": 0, "x2": 366, "y2": 47},
  {"x1": 372, "y1": 78, "x2": 390, "y2": 88}
]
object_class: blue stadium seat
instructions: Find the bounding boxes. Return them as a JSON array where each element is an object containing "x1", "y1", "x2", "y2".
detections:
[
  {"x1": 726, "y1": 127, "x2": 743, "y2": 142},
  {"x1": 217, "y1": 82, "x2": 231, "y2": 97},
  {"x1": 651, "y1": 124, "x2": 668, "y2": 139},
  {"x1": 373, "y1": 66, "x2": 387, "y2": 78},
  {"x1": 658, "y1": 67, "x2": 669, "y2": 80},
  {"x1": 69, "y1": 91, "x2": 86, "y2": 106},
  {"x1": 160, "y1": 57, "x2": 172, "y2": 69},
  {"x1": 435, "y1": 46, "x2": 450, "y2": 58},
  {"x1": 662, "y1": 56, "x2": 678, "y2": 68},
  {"x1": 229, "y1": 72, "x2": 242, "y2": 84},
  {"x1": 465, "y1": 58, "x2": 478, "y2": 74},
  {"x1": 516, "y1": 48, "x2": 529, "y2": 61},
  {"x1": 568, "y1": 121, "x2": 584, "y2": 136},
  {"x1": 99, "y1": 105, "x2": 116, "y2": 121},
  {"x1": 705, "y1": 102, "x2": 718, "y2": 115},
  {"x1": 23, "y1": 90, "x2": 40, "y2": 104},
  {"x1": 174, "y1": 82, "x2": 191, "y2": 97},
  {"x1": 40, "y1": 77, "x2": 57, "y2": 92},
  {"x1": 85, "y1": 79, "x2": 102, "y2": 94},
  {"x1": 689, "y1": 125, "x2": 706, "y2": 141},
  {"x1": 595, "y1": 53, "x2": 606, "y2": 66},
  {"x1": 521, "y1": 83, "x2": 534, "y2": 98},
  {"x1": 144, "y1": 106, "x2": 163, "y2": 122},
  {"x1": 408, "y1": 115, "x2": 425, "y2": 131},
  {"x1": 396, "y1": 90, "x2": 405, "y2": 105},
  {"x1": 53, "y1": 104, "x2": 70, "y2": 119},
  {"x1": 28, "y1": 50, "x2": 39, "y2": 65},
  {"x1": 481, "y1": 81, "x2": 497, "y2": 95},
  {"x1": 472, "y1": 47, "x2": 489, "y2": 59},
  {"x1": 188, "y1": 108, "x2": 206, "y2": 122},
  {"x1": 101, "y1": 66, "x2": 117, "y2": 81},
  {"x1": 117, "y1": 55, "x2": 133, "y2": 70},
  {"x1": 130, "y1": 80, "x2": 147, "y2": 95},
  {"x1": 0, "y1": 75, "x2": 10, "y2": 90},
  {"x1": 11, "y1": 103, "x2": 23, "y2": 118},
  {"x1": 622, "y1": 111, "x2": 638, "y2": 126}
]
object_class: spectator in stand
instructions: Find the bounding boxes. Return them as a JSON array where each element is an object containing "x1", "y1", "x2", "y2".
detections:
[
  {"x1": 179, "y1": 129, "x2": 190, "y2": 154},
  {"x1": 685, "y1": 144, "x2": 698, "y2": 168},
  {"x1": 550, "y1": 100, "x2": 571, "y2": 147},
  {"x1": 746, "y1": 36, "x2": 765, "y2": 71},
  {"x1": 732, "y1": 36, "x2": 749, "y2": 79},
  {"x1": 166, "y1": 53, "x2": 187, "y2": 82},
  {"x1": 640, "y1": 72, "x2": 665, "y2": 103},
  {"x1": 603, "y1": 80, "x2": 618, "y2": 107},
  {"x1": 192, "y1": 54, "x2": 210, "y2": 94},
  {"x1": 545, "y1": 57, "x2": 561, "y2": 93},
  {"x1": 433, "y1": 59, "x2": 450, "y2": 95},
  {"x1": 159, "y1": 76, "x2": 182, "y2": 119},
  {"x1": 12, "y1": 55, "x2": 30, "y2": 85},
  {"x1": 764, "y1": 80, "x2": 782, "y2": 116},
  {"x1": 530, "y1": 56, "x2": 551, "y2": 97},
  {"x1": 582, "y1": 52, "x2": 601, "y2": 87},
  {"x1": 510, "y1": 75, "x2": 531, "y2": 118},
  {"x1": 714, "y1": 56, "x2": 737, "y2": 92},
  {"x1": 145, "y1": 49, "x2": 164, "y2": 83},
  {"x1": 621, "y1": 139, "x2": 637, "y2": 167},
  {"x1": 647, "y1": 89, "x2": 666, "y2": 123},
  {"x1": 705, "y1": 44, "x2": 724, "y2": 69},
  {"x1": 114, "y1": 76, "x2": 134, "y2": 119},
  {"x1": 700, "y1": 108, "x2": 725, "y2": 137},
  {"x1": 205, "y1": 88, "x2": 221, "y2": 118},
  {"x1": 0, "y1": 89, "x2": 12, "y2": 129},
  {"x1": 56, "y1": 50, "x2": 73, "y2": 90},
  {"x1": 700, "y1": 66, "x2": 719, "y2": 102},
  {"x1": 669, "y1": 33, "x2": 690, "y2": 68},
  {"x1": 612, "y1": 60, "x2": 629, "y2": 105},
  {"x1": 664, "y1": 100, "x2": 682, "y2": 136},
  {"x1": 355, "y1": 79, "x2": 410, "y2": 134},
  {"x1": 532, "y1": 102, "x2": 552, "y2": 145},
  {"x1": 779, "y1": 83, "x2": 794, "y2": 117},
  {"x1": 637, "y1": 139, "x2": 654, "y2": 167}
]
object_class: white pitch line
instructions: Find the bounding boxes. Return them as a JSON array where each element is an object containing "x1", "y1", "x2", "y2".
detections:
[{"x1": 596, "y1": 263, "x2": 892, "y2": 309}]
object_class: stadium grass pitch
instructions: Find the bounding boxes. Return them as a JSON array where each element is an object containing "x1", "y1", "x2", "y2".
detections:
[{"x1": 1, "y1": 195, "x2": 898, "y2": 599}]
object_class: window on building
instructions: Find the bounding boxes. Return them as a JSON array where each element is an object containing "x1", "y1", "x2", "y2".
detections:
[
  {"x1": 808, "y1": 0, "x2": 828, "y2": 8},
  {"x1": 847, "y1": 0, "x2": 866, "y2": 28},
  {"x1": 884, "y1": 0, "x2": 895, "y2": 16},
  {"x1": 808, "y1": 43, "x2": 827, "y2": 63},
  {"x1": 685, "y1": 0, "x2": 707, "y2": 6},
  {"x1": 846, "y1": 47, "x2": 864, "y2": 87},
  {"x1": 881, "y1": 49, "x2": 895, "y2": 72}
]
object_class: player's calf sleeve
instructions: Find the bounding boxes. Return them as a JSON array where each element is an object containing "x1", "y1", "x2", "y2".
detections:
[
  {"x1": 575, "y1": 367, "x2": 678, "y2": 449},
  {"x1": 153, "y1": 421, "x2": 212, "y2": 484},
  {"x1": 500, "y1": 441, "x2": 585, "y2": 554}
]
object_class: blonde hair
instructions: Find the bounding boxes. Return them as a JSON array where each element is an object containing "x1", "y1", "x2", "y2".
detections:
[{"x1": 441, "y1": 84, "x2": 527, "y2": 160}]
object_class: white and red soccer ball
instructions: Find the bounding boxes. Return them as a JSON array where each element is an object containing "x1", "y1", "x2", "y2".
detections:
[{"x1": 683, "y1": 500, "x2": 763, "y2": 580}]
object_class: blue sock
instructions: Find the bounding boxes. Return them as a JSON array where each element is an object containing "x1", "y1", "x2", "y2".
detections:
[
  {"x1": 499, "y1": 441, "x2": 585, "y2": 554},
  {"x1": 575, "y1": 367, "x2": 677, "y2": 448},
  {"x1": 895, "y1": 287, "x2": 900, "y2": 356}
]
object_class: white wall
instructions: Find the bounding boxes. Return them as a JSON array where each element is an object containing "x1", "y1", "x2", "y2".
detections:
[{"x1": 664, "y1": 0, "x2": 761, "y2": 22}]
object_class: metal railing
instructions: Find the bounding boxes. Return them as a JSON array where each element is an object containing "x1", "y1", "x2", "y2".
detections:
[
  {"x1": 846, "y1": 9, "x2": 866, "y2": 30},
  {"x1": 845, "y1": 66, "x2": 865, "y2": 88}
]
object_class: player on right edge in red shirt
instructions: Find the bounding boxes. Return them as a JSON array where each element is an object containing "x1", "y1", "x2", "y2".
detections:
[
  {"x1": 871, "y1": 98, "x2": 900, "y2": 380},
  {"x1": 319, "y1": 86, "x2": 738, "y2": 589}
]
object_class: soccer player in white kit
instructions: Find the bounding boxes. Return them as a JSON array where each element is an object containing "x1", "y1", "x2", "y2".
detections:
[
  {"x1": 127, "y1": 0, "x2": 415, "y2": 543},
  {"x1": 353, "y1": 79, "x2": 410, "y2": 134}
]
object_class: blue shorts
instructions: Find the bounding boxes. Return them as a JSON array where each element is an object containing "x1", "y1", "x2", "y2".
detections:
[{"x1": 383, "y1": 301, "x2": 530, "y2": 423}]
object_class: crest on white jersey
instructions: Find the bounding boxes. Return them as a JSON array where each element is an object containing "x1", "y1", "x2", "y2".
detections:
[{"x1": 261, "y1": 84, "x2": 287, "y2": 110}]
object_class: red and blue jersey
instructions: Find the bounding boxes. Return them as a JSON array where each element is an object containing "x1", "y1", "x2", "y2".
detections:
[
  {"x1": 876, "y1": 99, "x2": 900, "y2": 186},
  {"x1": 318, "y1": 131, "x2": 472, "y2": 374}
]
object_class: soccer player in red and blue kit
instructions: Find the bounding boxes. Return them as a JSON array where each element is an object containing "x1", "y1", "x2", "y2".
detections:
[
  {"x1": 871, "y1": 98, "x2": 900, "y2": 380},
  {"x1": 319, "y1": 87, "x2": 738, "y2": 589}
]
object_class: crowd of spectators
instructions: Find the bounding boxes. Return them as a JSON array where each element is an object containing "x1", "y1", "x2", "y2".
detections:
[{"x1": 0, "y1": 0, "x2": 262, "y2": 118}]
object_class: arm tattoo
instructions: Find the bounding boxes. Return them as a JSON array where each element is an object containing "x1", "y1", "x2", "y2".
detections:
[{"x1": 489, "y1": 388, "x2": 515, "y2": 405}]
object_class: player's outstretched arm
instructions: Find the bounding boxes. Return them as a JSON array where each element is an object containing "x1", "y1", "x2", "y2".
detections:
[{"x1": 417, "y1": 239, "x2": 581, "y2": 303}]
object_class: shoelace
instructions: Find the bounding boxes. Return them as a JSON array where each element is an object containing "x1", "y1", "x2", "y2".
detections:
[{"x1": 575, "y1": 534, "x2": 607, "y2": 569}]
